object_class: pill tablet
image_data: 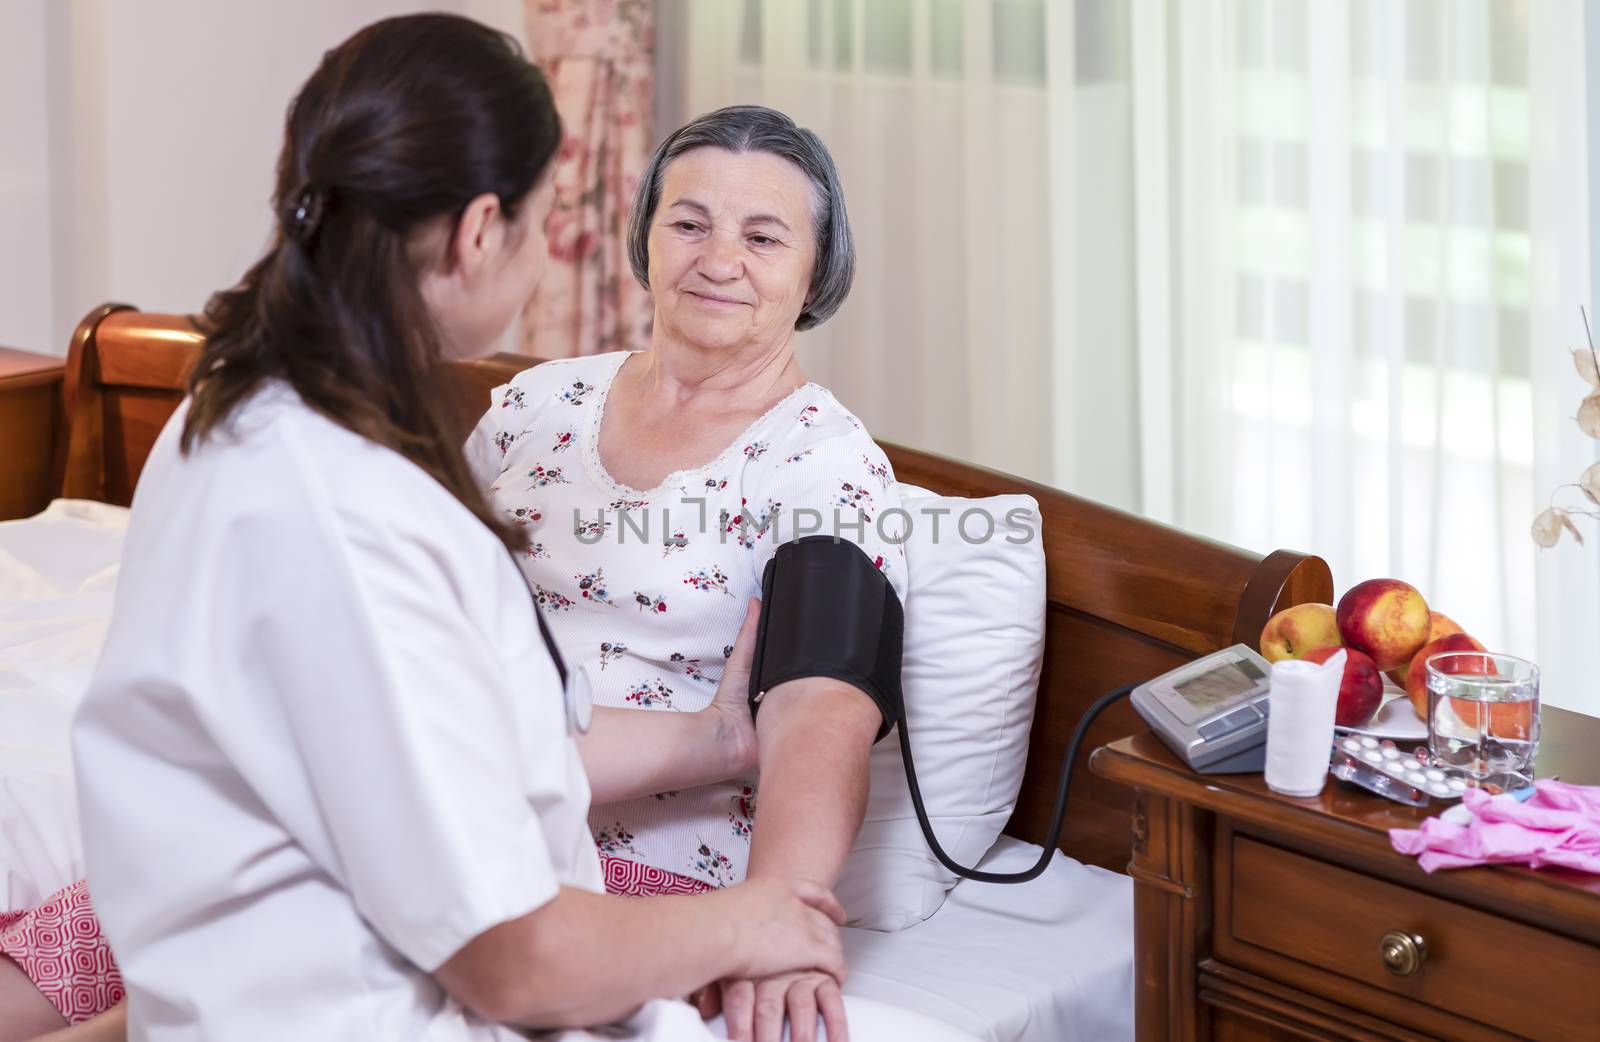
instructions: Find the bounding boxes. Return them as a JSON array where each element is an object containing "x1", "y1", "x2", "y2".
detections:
[
  {"x1": 1407, "y1": 770, "x2": 1428, "y2": 785},
  {"x1": 1448, "y1": 778, "x2": 1468, "y2": 792},
  {"x1": 1382, "y1": 748, "x2": 1401, "y2": 760},
  {"x1": 1342, "y1": 738, "x2": 1361, "y2": 753},
  {"x1": 1402, "y1": 758, "x2": 1422, "y2": 771},
  {"x1": 1360, "y1": 736, "x2": 1379, "y2": 749},
  {"x1": 1362, "y1": 750, "x2": 1382, "y2": 764},
  {"x1": 1428, "y1": 783, "x2": 1451, "y2": 797},
  {"x1": 1425, "y1": 769, "x2": 1445, "y2": 781}
]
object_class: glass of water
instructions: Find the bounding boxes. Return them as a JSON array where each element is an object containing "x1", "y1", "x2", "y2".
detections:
[{"x1": 1425, "y1": 652, "x2": 1539, "y2": 792}]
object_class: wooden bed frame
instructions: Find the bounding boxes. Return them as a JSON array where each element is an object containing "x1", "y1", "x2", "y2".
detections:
[{"x1": 14, "y1": 302, "x2": 1333, "y2": 877}]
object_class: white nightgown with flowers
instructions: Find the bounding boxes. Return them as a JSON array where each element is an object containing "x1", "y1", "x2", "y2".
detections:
[{"x1": 466, "y1": 351, "x2": 908, "y2": 889}]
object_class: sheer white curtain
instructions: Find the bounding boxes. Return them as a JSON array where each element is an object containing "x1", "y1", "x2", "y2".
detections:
[
  {"x1": 1135, "y1": 0, "x2": 1598, "y2": 710},
  {"x1": 658, "y1": 0, "x2": 1599, "y2": 713},
  {"x1": 657, "y1": 0, "x2": 1140, "y2": 506}
]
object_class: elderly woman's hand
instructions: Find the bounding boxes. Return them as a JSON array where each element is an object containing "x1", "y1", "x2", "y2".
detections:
[
  {"x1": 694, "y1": 969, "x2": 849, "y2": 1042},
  {"x1": 705, "y1": 598, "x2": 762, "y2": 778}
]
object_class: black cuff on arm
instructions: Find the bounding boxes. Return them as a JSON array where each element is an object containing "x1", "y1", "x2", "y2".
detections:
[{"x1": 747, "y1": 536, "x2": 904, "y2": 743}]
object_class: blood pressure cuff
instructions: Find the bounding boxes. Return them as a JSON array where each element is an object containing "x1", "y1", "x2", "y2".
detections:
[{"x1": 748, "y1": 536, "x2": 904, "y2": 743}]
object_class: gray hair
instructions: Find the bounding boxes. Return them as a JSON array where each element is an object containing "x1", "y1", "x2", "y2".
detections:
[{"x1": 627, "y1": 105, "x2": 854, "y2": 331}]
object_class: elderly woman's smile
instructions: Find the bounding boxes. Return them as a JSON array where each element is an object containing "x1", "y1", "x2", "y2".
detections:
[
  {"x1": 683, "y1": 289, "x2": 748, "y2": 308},
  {"x1": 648, "y1": 147, "x2": 819, "y2": 353}
]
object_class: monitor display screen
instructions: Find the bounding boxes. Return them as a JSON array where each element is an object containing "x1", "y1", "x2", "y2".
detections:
[{"x1": 1158, "y1": 657, "x2": 1265, "y2": 724}]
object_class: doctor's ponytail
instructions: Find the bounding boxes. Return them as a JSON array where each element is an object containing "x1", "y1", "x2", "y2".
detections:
[{"x1": 182, "y1": 14, "x2": 561, "y2": 553}]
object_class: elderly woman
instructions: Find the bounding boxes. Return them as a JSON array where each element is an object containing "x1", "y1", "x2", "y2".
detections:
[{"x1": 466, "y1": 105, "x2": 907, "y2": 1042}]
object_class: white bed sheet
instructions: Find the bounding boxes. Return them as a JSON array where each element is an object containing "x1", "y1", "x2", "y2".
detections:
[
  {"x1": 0, "y1": 499, "x2": 130, "y2": 912},
  {"x1": 840, "y1": 836, "x2": 1134, "y2": 1042},
  {"x1": 537, "y1": 995, "x2": 981, "y2": 1041}
]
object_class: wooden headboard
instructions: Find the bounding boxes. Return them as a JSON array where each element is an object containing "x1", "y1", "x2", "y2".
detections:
[{"x1": 45, "y1": 303, "x2": 1333, "y2": 874}]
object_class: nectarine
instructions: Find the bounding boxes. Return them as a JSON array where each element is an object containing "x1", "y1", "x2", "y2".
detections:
[
  {"x1": 1336, "y1": 579, "x2": 1430, "y2": 672},
  {"x1": 1260, "y1": 603, "x2": 1341, "y2": 663},
  {"x1": 1304, "y1": 645, "x2": 1384, "y2": 728},
  {"x1": 1404, "y1": 633, "x2": 1488, "y2": 719},
  {"x1": 1385, "y1": 611, "x2": 1464, "y2": 686}
]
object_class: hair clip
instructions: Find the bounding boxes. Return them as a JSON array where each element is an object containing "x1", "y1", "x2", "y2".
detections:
[{"x1": 287, "y1": 185, "x2": 324, "y2": 245}]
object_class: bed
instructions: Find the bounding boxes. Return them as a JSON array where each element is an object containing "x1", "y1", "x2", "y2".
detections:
[{"x1": 0, "y1": 304, "x2": 1335, "y2": 1040}]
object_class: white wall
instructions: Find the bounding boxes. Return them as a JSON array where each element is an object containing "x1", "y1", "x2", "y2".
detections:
[
  {"x1": 0, "y1": 0, "x2": 56, "y2": 357},
  {"x1": 1, "y1": 0, "x2": 523, "y2": 358}
]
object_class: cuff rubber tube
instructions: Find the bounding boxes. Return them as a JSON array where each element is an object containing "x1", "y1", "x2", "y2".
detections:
[{"x1": 745, "y1": 535, "x2": 1138, "y2": 884}]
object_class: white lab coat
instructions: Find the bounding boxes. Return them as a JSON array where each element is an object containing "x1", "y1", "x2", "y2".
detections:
[{"x1": 72, "y1": 386, "x2": 602, "y2": 1040}]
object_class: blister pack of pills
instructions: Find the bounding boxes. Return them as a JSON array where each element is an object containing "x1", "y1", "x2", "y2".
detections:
[{"x1": 1329, "y1": 735, "x2": 1469, "y2": 806}]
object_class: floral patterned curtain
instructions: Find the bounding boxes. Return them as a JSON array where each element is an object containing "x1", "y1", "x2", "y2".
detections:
[{"x1": 521, "y1": 0, "x2": 655, "y2": 356}]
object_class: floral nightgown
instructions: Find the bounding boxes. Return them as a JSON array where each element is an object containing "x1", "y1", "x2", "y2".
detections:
[{"x1": 465, "y1": 351, "x2": 909, "y2": 889}]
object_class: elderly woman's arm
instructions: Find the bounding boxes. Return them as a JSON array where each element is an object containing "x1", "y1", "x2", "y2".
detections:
[
  {"x1": 744, "y1": 678, "x2": 880, "y2": 885},
  {"x1": 575, "y1": 600, "x2": 761, "y2": 805},
  {"x1": 712, "y1": 679, "x2": 879, "y2": 1042}
]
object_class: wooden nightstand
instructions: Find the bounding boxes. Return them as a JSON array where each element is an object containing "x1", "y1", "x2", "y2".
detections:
[
  {"x1": 1090, "y1": 707, "x2": 1600, "y2": 1041},
  {"x1": 0, "y1": 346, "x2": 64, "y2": 520}
]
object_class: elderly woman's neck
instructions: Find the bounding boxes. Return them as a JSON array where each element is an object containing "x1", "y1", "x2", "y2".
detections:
[{"x1": 638, "y1": 334, "x2": 806, "y2": 407}]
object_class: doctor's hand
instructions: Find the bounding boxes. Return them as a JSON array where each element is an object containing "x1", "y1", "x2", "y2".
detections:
[
  {"x1": 698, "y1": 877, "x2": 846, "y2": 1022},
  {"x1": 706, "y1": 598, "x2": 762, "y2": 777},
  {"x1": 702, "y1": 969, "x2": 849, "y2": 1042}
]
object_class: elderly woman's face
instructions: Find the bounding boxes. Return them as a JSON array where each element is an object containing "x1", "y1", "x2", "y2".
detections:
[{"x1": 647, "y1": 147, "x2": 818, "y2": 353}]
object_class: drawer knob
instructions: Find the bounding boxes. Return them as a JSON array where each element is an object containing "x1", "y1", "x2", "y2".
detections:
[{"x1": 1379, "y1": 930, "x2": 1427, "y2": 976}]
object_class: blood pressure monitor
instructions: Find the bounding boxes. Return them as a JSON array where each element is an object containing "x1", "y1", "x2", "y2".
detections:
[{"x1": 1130, "y1": 643, "x2": 1273, "y2": 773}]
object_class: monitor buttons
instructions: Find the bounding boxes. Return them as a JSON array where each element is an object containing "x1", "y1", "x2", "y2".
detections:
[{"x1": 1198, "y1": 706, "x2": 1263, "y2": 740}]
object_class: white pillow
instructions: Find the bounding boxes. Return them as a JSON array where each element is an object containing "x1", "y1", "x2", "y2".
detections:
[{"x1": 834, "y1": 486, "x2": 1046, "y2": 931}]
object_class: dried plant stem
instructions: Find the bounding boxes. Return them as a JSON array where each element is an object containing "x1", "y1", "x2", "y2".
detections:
[
  {"x1": 1551, "y1": 483, "x2": 1582, "y2": 507},
  {"x1": 1583, "y1": 306, "x2": 1600, "y2": 382},
  {"x1": 1546, "y1": 484, "x2": 1600, "y2": 520},
  {"x1": 1532, "y1": 309, "x2": 1600, "y2": 547}
]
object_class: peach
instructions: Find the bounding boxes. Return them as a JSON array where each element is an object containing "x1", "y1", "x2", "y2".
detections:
[
  {"x1": 1485, "y1": 699, "x2": 1536, "y2": 741},
  {"x1": 1259, "y1": 603, "x2": 1340, "y2": 663},
  {"x1": 1404, "y1": 633, "x2": 1487, "y2": 720},
  {"x1": 1385, "y1": 612, "x2": 1465, "y2": 686},
  {"x1": 1408, "y1": 640, "x2": 1531, "y2": 740},
  {"x1": 1304, "y1": 645, "x2": 1384, "y2": 728},
  {"x1": 1336, "y1": 579, "x2": 1430, "y2": 672}
]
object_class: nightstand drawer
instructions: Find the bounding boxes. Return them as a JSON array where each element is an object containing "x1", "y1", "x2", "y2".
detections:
[{"x1": 1219, "y1": 835, "x2": 1600, "y2": 1039}]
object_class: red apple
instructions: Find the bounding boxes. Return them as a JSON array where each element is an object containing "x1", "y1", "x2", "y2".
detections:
[
  {"x1": 1386, "y1": 611, "x2": 1464, "y2": 686},
  {"x1": 1304, "y1": 645, "x2": 1384, "y2": 727},
  {"x1": 1404, "y1": 633, "x2": 1488, "y2": 719},
  {"x1": 1259, "y1": 603, "x2": 1341, "y2": 663},
  {"x1": 1336, "y1": 579, "x2": 1431, "y2": 672}
]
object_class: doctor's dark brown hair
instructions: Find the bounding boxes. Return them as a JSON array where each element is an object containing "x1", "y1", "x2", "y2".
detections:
[{"x1": 181, "y1": 13, "x2": 560, "y2": 551}]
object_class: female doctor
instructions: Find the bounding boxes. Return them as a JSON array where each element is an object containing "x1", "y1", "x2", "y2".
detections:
[{"x1": 64, "y1": 14, "x2": 845, "y2": 1041}]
